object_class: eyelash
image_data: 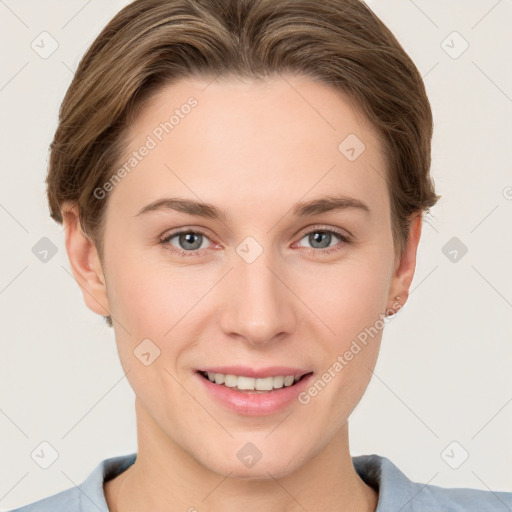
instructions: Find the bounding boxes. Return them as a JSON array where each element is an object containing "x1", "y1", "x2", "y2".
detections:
[{"x1": 159, "y1": 226, "x2": 351, "y2": 258}]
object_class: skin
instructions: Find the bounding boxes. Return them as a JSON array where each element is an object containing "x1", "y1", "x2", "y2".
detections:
[{"x1": 62, "y1": 74, "x2": 422, "y2": 512}]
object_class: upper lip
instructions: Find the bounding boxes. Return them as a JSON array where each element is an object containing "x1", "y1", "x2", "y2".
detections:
[{"x1": 197, "y1": 366, "x2": 313, "y2": 379}]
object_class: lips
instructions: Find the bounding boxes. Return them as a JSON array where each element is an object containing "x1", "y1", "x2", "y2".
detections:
[{"x1": 195, "y1": 367, "x2": 315, "y2": 415}]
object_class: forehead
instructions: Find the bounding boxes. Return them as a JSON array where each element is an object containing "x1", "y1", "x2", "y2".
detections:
[
  {"x1": 135, "y1": 74, "x2": 382, "y2": 150},
  {"x1": 108, "y1": 74, "x2": 389, "y2": 222}
]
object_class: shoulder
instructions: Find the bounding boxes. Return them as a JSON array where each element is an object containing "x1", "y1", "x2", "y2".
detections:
[
  {"x1": 412, "y1": 481, "x2": 512, "y2": 511},
  {"x1": 8, "y1": 486, "x2": 80, "y2": 511},
  {"x1": 7, "y1": 453, "x2": 137, "y2": 512},
  {"x1": 353, "y1": 453, "x2": 512, "y2": 512}
]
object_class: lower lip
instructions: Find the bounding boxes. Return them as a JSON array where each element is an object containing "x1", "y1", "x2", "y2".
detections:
[{"x1": 195, "y1": 371, "x2": 314, "y2": 416}]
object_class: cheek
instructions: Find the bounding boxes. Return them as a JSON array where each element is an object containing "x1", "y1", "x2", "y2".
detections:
[
  {"x1": 294, "y1": 249, "x2": 391, "y2": 404},
  {"x1": 105, "y1": 248, "x2": 190, "y2": 330},
  {"x1": 105, "y1": 251, "x2": 219, "y2": 372},
  {"x1": 295, "y1": 256, "x2": 392, "y2": 333}
]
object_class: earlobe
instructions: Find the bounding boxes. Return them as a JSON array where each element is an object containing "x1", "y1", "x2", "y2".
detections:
[
  {"x1": 61, "y1": 203, "x2": 111, "y2": 318},
  {"x1": 386, "y1": 212, "x2": 423, "y2": 314}
]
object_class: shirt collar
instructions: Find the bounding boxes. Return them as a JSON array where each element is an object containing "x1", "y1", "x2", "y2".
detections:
[{"x1": 81, "y1": 452, "x2": 419, "y2": 512}]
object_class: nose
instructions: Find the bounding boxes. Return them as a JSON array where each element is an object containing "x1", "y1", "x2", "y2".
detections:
[{"x1": 219, "y1": 244, "x2": 296, "y2": 347}]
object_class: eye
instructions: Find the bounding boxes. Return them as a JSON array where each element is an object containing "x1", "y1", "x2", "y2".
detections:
[
  {"x1": 160, "y1": 229, "x2": 213, "y2": 256},
  {"x1": 159, "y1": 226, "x2": 351, "y2": 258},
  {"x1": 295, "y1": 227, "x2": 351, "y2": 255}
]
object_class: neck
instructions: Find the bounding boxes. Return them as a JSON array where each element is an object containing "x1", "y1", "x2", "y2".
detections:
[{"x1": 105, "y1": 398, "x2": 378, "y2": 512}]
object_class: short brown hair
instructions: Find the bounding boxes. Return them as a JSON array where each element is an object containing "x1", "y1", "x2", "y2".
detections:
[{"x1": 47, "y1": 0, "x2": 441, "y2": 327}]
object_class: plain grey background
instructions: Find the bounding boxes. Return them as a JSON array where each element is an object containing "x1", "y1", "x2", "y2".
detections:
[{"x1": 1, "y1": 0, "x2": 511, "y2": 509}]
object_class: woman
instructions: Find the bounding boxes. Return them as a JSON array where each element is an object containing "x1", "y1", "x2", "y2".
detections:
[{"x1": 10, "y1": 0, "x2": 512, "y2": 510}]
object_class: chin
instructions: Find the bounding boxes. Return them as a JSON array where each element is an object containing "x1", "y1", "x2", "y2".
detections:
[
  {"x1": 210, "y1": 457, "x2": 303, "y2": 481},
  {"x1": 194, "y1": 439, "x2": 310, "y2": 481}
]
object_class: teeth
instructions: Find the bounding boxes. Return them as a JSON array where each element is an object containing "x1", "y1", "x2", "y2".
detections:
[
  {"x1": 203, "y1": 372, "x2": 305, "y2": 391},
  {"x1": 283, "y1": 375, "x2": 295, "y2": 386},
  {"x1": 273, "y1": 376, "x2": 284, "y2": 389}
]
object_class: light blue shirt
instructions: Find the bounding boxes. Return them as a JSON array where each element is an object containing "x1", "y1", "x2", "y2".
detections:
[{"x1": 8, "y1": 452, "x2": 512, "y2": 511}]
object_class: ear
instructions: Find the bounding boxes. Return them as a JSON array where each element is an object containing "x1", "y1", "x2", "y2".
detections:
[
  {"x1": 386, "y1": 212, "x2": 423, "y2": 313},
  {"x1": 61, "y1": 202, "x2": 111, "y2": 318}
]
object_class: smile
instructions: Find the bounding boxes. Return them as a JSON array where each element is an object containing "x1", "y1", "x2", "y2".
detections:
[{"x1": 198, "y1": 370, "x2": 311, "y2": 393}]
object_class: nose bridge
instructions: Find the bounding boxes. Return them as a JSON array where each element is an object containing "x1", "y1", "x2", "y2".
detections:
[{"x1": 220, "y1": 236, "x2": 294, "y2": 345}]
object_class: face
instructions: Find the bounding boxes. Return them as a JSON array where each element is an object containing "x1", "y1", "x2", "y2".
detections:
[{"x1": 70, "y1": 74, "x2": 417, "y2": 479}]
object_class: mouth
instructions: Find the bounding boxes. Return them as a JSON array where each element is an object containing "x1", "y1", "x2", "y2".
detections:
[
  {"x1": 195, "y1": 367, "x2": 315, "y2": 415},
  {"x1": 196, "y1": 370, "x2": 314, "y2": 394}
]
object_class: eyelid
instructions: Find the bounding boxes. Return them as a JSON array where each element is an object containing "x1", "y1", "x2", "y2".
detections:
[
  {"x1": 295, "y1": 224, "x2": 352, "y2": 242},
  {"x1": 159, "y1": 226, "x2": 215, "y2": 243}
]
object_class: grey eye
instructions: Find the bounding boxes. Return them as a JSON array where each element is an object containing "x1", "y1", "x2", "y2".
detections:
[
  {"x1": 301, "y1": 231, "x2": 341, "y2": 249},
  {"x1": 176, "y1": 232, "x2": 204, "y2": 250},
  {"x1": 163, "y1": 231, "x2": 210, "y2": 252}
]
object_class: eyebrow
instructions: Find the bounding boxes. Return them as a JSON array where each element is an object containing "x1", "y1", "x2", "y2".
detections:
[{"x1": 135, "y1": 194, "x2": 370, "y2": 220}]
